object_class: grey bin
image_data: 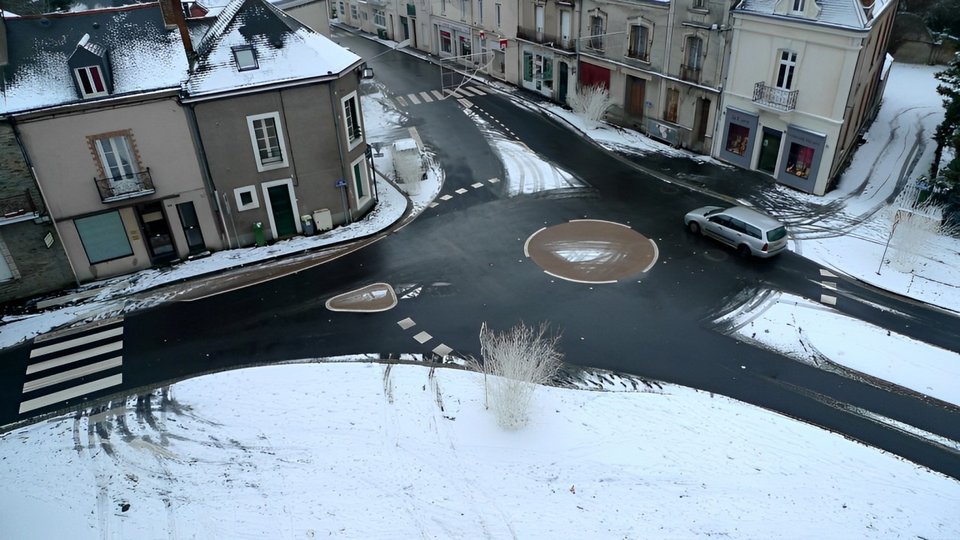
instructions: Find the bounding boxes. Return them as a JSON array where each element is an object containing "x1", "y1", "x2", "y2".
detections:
[{"x1": 301, "y1": 214, "x2": 315, "y2": 236}]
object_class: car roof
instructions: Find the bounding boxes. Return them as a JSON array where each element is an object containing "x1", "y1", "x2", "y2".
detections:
[{"x1": 723, "y1": 206, "x2": 784, "y2": 229}]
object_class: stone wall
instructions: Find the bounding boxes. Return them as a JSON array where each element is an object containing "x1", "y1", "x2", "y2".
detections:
[{"x1": 0, "y1": 122, "x2": 76, "y2": 306}]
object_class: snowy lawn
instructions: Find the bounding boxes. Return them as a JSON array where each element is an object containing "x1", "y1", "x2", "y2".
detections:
[{"x1": 0, "y1": 362, "x2": 956, "y2": 539}]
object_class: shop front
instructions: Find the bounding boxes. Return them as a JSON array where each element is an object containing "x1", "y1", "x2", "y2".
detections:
[
  {"x1": 776, "y1": 126, "x2": 826, "y2": 194},
  {"x1": 719, "y1": 107, "x2": 758, "y2": 169}
]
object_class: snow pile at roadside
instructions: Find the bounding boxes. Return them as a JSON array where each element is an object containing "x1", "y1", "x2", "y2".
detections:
[{"x1": 0, "y1": 362, "x2": 956, "y2": 539}]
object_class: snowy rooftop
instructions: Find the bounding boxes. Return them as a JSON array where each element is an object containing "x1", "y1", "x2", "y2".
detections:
[
  {"x1": 184, "y1": 0, "x2": 361, "y2": 98},
  {"x1": 734, "y1": 0, "x2": 893, "y2": 29},
  {"x1": 0, "y1": 4, "x2": 189, "y2": 114}
]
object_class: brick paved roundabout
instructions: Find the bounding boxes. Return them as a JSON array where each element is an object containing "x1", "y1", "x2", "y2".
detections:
[{"x1": 523, "y1": 219, "x2": 659, "y2": 284}]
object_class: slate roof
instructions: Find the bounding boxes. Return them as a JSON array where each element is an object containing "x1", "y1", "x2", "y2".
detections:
[
  {"x1": 733, "y1": 0, "x2": 893, "y2": 30},
  {"x1": 1, "y1": 0, "x2": 361, "y2": 113},
  {"x1": 184, "y1": 0, "x2": 361, "y2": 99},
  {"x1": 1, "y1": 3, "x2": 189, "y2": 114}
]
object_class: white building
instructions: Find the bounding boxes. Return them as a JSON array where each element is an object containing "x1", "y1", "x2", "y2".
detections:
[{"x1": 715, "y1": 0, "x2": 897, "y2": 195}]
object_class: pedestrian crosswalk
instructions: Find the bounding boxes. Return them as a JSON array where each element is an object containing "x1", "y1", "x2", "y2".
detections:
[
  {"x1": 390, "y1": 85, "x2": 488, "y2": 108},
  {"x1": 19, "y1": 319, "x2": 125, "y2": 415}
]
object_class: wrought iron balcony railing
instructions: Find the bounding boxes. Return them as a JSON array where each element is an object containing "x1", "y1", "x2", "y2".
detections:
[
  {"x1": 680, "y1": 64, "x2": 701, "y2": 84},
  {"x1": 0, "y1": 190, "x2": 38, "y2": 220},
  {"x1": 753, "y1": 82, "x2": 798, "y2": 111},
  {"x1": 95, "y1": 168, "x2": 155, "y2": 202},
  {"x1": 515, "y1": 27, "x2": 575, "y2": 51}
]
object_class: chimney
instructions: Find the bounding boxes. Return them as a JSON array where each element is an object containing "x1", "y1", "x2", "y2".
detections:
[{"x1": 158, "y1": 0, "x2": 195, "y2": 65}]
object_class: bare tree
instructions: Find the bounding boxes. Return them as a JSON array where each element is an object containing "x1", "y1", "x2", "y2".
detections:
[
  {"x1": 471, "y1": 322, "x2": 563, "y2": 430},
  {"x1": 888, "y1": 181, "x2": 959, "y2": 271},
  {"x1": 567, "y1": 84, "x2": 611, "y2": 128}
]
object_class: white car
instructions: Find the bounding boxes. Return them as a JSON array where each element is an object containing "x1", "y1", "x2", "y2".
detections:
[{"x1": 684, "y1": 205, "x2": 788, "y2": 258}]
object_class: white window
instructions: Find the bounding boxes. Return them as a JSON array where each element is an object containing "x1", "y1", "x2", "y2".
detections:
[
  {"x1": 589, "y1": 15, "x2": 604, "y2": 50},
  {"x1": 776, "y1": 50, "x2": 798, "y2": 90},
  {"x1": 350, "y1": 3, "x2": 358, "y2": 19},
  {"x1": 460, "y1": 0, "x2": 467, "y2": 16},
  {"x1": 374, "y1": 9, "x2": 386, "y2": 27},
  {"x1": 74, "y1": 65, "x2": 108, "y2": 98},
  {"x1": 234, "y1": 186, "x2": 260, "y2": 211},
  {"x1": 686, "y1": 36, "x2": 703, "y2": 69},
  {"x1": 341, "y1": 91, "x2": 363, "y2": 150},
  {"x1": 246, "y1": 112, "x2": 289, "y2": 172},
  {"x1": 350, "y1": 155, "x2": 371, "y2": 208},
  {"x1": 232, "y1": 45, "x2": 258, "y2": 71},
  {"x1": 535, "y1": 5, "x2": 544, "y2": 33},
  {"x1": 95, "y1": 135, "x2": 137, "y2": 181}
]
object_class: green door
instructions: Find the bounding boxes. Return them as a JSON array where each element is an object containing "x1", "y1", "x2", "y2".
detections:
[
  {"x1": 758, "y1": 128, "x2": 782, "y2": 174},
  {"x1": 267, "y1": 184, "x2": 297, "y2": 237}
]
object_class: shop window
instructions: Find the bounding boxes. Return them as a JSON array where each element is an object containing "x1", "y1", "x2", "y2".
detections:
[
  {"x1": 441, "y1": 31, "x2": 452, "y2": 53},
  {"x1": 786, "y1": 142, "x2": 815, "y2": 178},
  {"x1": 725, "y1": 124, "x2": 750, "y2": 156}
]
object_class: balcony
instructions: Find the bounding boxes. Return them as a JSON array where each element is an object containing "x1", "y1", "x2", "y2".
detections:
[
  {"x1": 95, "y1": 169, "x2": 155, "y2": 203},
  {"x1": 753, "y1": 82, "x2": 798, "y2": 111},
  {"x1": 680, "y1": 64, "x2": 701, "y2": 84},
  {"x1": 516, "y1": 27, "x2": 575, "y2": 52},
  {"x1": 0, "y1": 190, "x2": 39, "y2": 224}
]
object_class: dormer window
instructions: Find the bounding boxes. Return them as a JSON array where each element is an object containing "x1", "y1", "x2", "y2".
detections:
[
  {"x1": 233, "y1": 46, "x2": 258, "y2": 71},
  {"x1": 791, "y1": 0, "x2": 804, "y2": 13},
  {"x1": 68, "y1": 33, "x2": 113, "y2": 99},
  {"x1": 75, "y1": 66, "x2": 108, "y2": 98}
]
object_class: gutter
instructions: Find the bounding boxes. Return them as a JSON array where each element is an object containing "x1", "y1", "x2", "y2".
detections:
[{"x1": 180, "y1": 62, "x2": 364, "y2": 104}]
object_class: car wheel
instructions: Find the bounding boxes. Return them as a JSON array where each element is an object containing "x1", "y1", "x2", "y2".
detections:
[
  {"x1": 688, "y1": 221, "x2": 701, "y2": 235},
  {"x1": 737, "y1": 244, "x2": 751, "y2": 258}
]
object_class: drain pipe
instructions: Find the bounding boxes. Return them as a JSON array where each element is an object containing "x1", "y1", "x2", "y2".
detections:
[{"x1": 9, "y1": 116, "x2": 81, "y2": 286}]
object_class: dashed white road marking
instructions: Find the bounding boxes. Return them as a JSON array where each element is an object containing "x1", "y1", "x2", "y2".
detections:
[
  {"x1": 488, "y1": 178, "x2": 501, "y2": 183},
  {"x1": 407, "y1": 93, "x2": 421, "y2": 105},
  {"x1": 431, "y1": 90, "x2": 445, "y2": 100},
  {"x1": 440, "y1": 194, "x2": 453, "y2": 201},
  {"x1": 471, "y1": 182, "x2": 484, "y2": 189},
  {"x1": 458, "y1": 98, "x2": 473, "y2": 109},
  {"x1": 455, "y1": 188, "x2": 468, "y2": 195},
  {"x1": 820, "y1": 269, "x2": 837, "y2": 277},
  {"x1": 396, "y1": 96, "x2": 408, "y2": 107},
  {"x1": 413, "y1": 331, "x2": 432, "y2": 344},
  {"x1": 397, "y1": 317, "x2": 416, "y2": 330},
  {"x1": 432, "y1": 344, "x2": 453, "y2": 357},
  {"x1": 419, "y1": 91, "x2": 433, "y2": 102},
  {"x1": 821, "y1": 281, "x2": 837, "y2": 291},
  {"x1": 821, "y1": 294, "x2": 837, "y2": 305}
]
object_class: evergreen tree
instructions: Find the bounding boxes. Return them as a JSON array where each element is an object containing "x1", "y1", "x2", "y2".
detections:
[{"x1": 932, "y1": 58, "x2": 960, "y2": 197}]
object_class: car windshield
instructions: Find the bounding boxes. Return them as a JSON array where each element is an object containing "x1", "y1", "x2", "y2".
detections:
[
  {"x1": 767, "y1": 226, "x2": 787, "y2": 242},
  {"x1": 705, "y1": 208, "x2": 724, "y2": 217}
]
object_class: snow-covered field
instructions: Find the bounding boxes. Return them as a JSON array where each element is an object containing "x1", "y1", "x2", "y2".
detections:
[
  {"x1": 1, "y1": 362, "x2": 957, "y2": 538},
  {"x1": 0, "y1": 58, "x2": 958, "y2": 538}
]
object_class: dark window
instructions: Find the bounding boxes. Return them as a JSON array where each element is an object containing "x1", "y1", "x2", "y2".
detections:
[{"x1": 75, "y1": 211, "x2": 133, "y2": 264}]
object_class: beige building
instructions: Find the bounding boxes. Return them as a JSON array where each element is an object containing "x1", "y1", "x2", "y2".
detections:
[
  {"x1": 516, "y1": 0, "x2": 579, "y2": 101},
  {"x1": 576, "y1": 0, "x2": 726, "y2": 153},
  {"x1": 715, "y1": 0, "x2": 897, "y2": 195}
]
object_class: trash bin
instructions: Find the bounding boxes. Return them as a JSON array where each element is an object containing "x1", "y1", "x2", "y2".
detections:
[
  {"x1": 301, "y1": 214, "x2": 315, "y2": 236},
  {"x1": 253, "y1": 221, "x2": 266, "y2": 247}
]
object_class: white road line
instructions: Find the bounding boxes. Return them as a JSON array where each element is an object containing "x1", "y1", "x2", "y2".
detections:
[
  {"x1": 431, "y1": 90, "x2": 445, "y2": 100},
  {"x1": 820, "y1": 294, "x2": 837, "y2": 305},
  {"x1": 488, "y1": 178, "x2": 501, "y2": 183},
  {"x1": 396, "y1": 96, "x2": 408, "y2": 107},
  {"x1": 471, "y1": 182, "x2": 484, "y2": 188},
  {"x1": 445, "y1": 89, "x2": 463, "y2": 98},
  {"x1": 413, "y1": 331, "x2": 432, "y2": 344},
  {"x1": 26, "y1": 341, "x2": 123, "y2": 375},
  {"x1": 419, "y1": 91, "x2": 433, "y2": 102},
  {"x1": 433, "y1": 344, "x2": 453, "y2": 356},
  {"x1": 467, "y1": 86, "x2": 487, "y2": 95},
  {"x1": 397, "y1": 317, "x2": 416, "y2": 330},
  {"x1": 820, "y1": 269, "x2": 837, "y2": 277},
  {"x1": 455, "y1": 188, "x2": 468, "y2": 194},
  {"x1": 19, "y1": 374, "x2": 123, "y2": 414},
  {"x1": 440, "y1": 194, "x2": 453, "y2": 201},
  {"x1": 407, "y1": 93, "x2": 421, "y2": 105},
  {"x1": 428, "y1": 202, "x2": 439, "y2": 208},
  {"x1": 821, "y1": 281, "x2": 837, "y2": 290},
  {"x1": 458, "y1": 98, "x2": 473, "y2": 109},
  {"x1": 23, "y1": 356, "x2": 123, "y2": 393},
  {"x1": 30, "y1": 326, "x2": 123, "y2": 358},
  {"x1": 458, "y1": 86, "x2": 477, "y2": 96}
]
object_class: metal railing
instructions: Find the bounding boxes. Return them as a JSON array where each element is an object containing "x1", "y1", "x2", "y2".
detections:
[
  {"x1": 753, "y1": 82, "x2": 798, "y2": 111},
  {"x1": 680, "y1": 64, "x2": 701, "y2": 84},
  {"x1": 94, "y1": 168, "x2": 155, "y2": 202},
  {"x1": 0, "y1": 190, "x2": 37, "y2": 218},
  {"x1": 515, "y1": 28, "x2": 575, "y2": 51}
]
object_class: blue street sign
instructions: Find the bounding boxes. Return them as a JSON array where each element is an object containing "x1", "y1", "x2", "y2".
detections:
[{"x1": 335, "y1": 179, "x2": 347, "y2": 188}]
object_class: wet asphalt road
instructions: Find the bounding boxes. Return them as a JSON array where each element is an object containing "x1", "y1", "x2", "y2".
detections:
[{"x1": 2, "y1": 31, "x2": 959, "y2": 479}]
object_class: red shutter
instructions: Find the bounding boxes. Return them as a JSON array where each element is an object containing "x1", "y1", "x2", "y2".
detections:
[{"x1": 578, "y1": 62, "x2": 611, "y2": 89}]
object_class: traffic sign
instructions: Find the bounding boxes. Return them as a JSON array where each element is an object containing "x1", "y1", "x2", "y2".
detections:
[{"x1": 335, "y1": 179, "x2": 347, "y2": 188}]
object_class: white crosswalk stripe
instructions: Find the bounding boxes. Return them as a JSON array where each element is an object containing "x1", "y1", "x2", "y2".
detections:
[
  {"x1": 20, "y1": 320, "x2": 125, "y2": 415},
  {"x1": 431, "y1": 90, "x2": 445, "y2": 100},
  {"x1": 407, "y1": 93, "x2": 421, "y2": 105},
  {"x1": 419, "y1": 91, "x2": 433, "y2": 102},
  {"x1": 392, "y1": 87, "x2": 489, "y2": 108}
]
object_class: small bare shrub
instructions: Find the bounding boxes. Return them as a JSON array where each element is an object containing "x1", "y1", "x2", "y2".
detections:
[
  {"x1": 567, "y1": 84, "x2": 611, "y2": 128},
  {"x1": 471, "y1": 322, "x2": 563, "y2": 430}
]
